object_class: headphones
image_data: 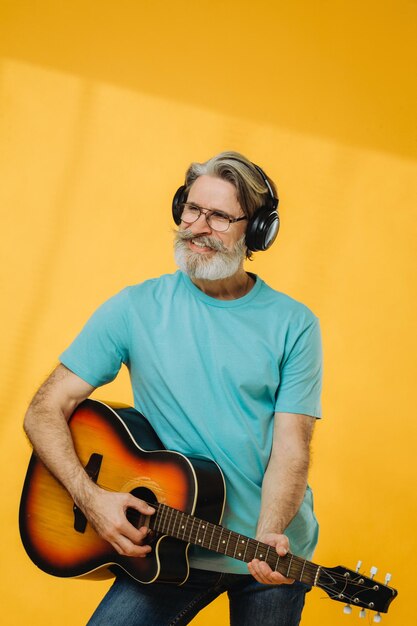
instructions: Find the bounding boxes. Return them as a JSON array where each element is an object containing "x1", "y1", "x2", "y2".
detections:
[{"x1": 172, "y1": 161, "x2": 280, "y2": 252}]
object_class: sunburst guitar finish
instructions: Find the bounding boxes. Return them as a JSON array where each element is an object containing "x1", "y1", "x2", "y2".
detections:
[
  {"x1": 19, "y1": 400, "x2": 399, "y2": 615},
  {"x1": 19, "y1": 399, "x2": 226, "y2": 584}
]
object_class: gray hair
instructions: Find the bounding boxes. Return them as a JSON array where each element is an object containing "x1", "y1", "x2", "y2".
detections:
[{"x1": 184, "y1": 151, "x2": 278, "y2": 222}]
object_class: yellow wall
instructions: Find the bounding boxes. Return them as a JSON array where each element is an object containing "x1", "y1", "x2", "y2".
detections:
[{"x1": 1, "y1": 1, "x2": 415, "y2": 623}]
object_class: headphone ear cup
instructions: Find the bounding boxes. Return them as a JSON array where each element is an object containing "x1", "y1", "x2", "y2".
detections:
[
  {"x1": 246, "y1": 207, "x2": 280, "y2": 252},
  {"x1": 172, "y1": 185, "x2": 187, "y2": 225}
]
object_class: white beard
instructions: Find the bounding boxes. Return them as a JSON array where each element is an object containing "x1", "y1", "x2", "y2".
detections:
[{"x1": 174, "y1": 230, "x2": 246, "y2": 280}]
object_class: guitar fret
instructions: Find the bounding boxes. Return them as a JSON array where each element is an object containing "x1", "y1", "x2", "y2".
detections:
[
  {"x1": 255, "y1": 541, "x2": 265, "y2": 560},
  {"x1": 245, "y1": 540, "x2": 257, "y2": 562},
  {"x1": 185, "y1": 515, "x2": 192, "y2": 541},
  {"x1": 195, "y1": 518, "x2": 202, "y2": 543},
  {"x1": 172, "y1": 509, "x2": 178, "y2": 536},
  {"x1": 224, "y1": 530, "x2": 232, "y2": 555},
  {"x1": 186, "y1": 513, "x2": 193, "y2": 541},
  {"x1": 233, "y1": 534, "x2": 241, "y2": 558},
  {"x1": 166, "y1": 508, "x2": 173, "y2": 536},
  {"x1": 164, "y1": 506, "x2": 171, "y2": 535},
  {"x1": 265, "y1": 545, "x2": 271, "y2": 564},
  {"x1": 160, "y1": 505, "x2": 168, "y2": 534},
  {"x1": 242, "y1": 537, "x2": 249, "y2": 561},
  {"x1": 196, "y1": 519, "x2": 203, "y2": 545},
  {"x1": 233, "y1": 534, "x2": 245, "y2": 558},
  {"x1": 216, "y1": 527, "x2": 224, "y2": 552},
  {"x1": 167, "y1": 506, "x2": 174, "y2": 535},
  {"x1": 190, "y1": 516, "x2": 198, "y2": 543},
  {"x1": 219, "y1": 529, "x2": 227, "y2": 553},
  {"x1": 157, "y1": 504, "x2": 165, "y2": 533},
  {"x1": 168, "y1": 507, "x2": 175, "y2": 535},
  {"x1": 163, "y1": 505, "x2": 170, "y2": 534},
  {"x1": 180, "y1": 512, "x2": 187, "y2": 541},
  {"x1": 286, "y1": 554, "x2": 294, "y2": 577},
  {"x1": 178, "y1": 511, "x2": 185, "y2": 538},
  {"x1": 300, "y1": 559, "x2": 306, "y2": 582},
  {"x1": 207, "y1": 524, "x2": 215, "y2": 551},
  {"x1": 234, "y1": 533, "x2": 241, "y2": 554},
  {"x1": 154, "y1": 504, "x2": 162, "y2": 532},
  {"x1": 200, "y1": 521, "x2": 209, "y2": 547},
  {"x1": 173, "y1": 509, "x2": 180, "y2": 536}
]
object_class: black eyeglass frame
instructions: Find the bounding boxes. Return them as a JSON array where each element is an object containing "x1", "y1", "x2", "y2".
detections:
[{"x1": 180, "y1": 202, "x2": 248, "y2": 232}]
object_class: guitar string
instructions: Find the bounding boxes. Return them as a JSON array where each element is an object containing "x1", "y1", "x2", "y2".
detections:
[
  {"x1": 129, "y1": 492, "x2": 378, "y2": 588},
  {"x1": 154, "y1": 505, "x2": 322, "y2": 581},
  {"x1": 79, "y1": 480, "x2": 318, "y2": 578},
  {"x1": 296, "y1": 568, "x2": 385, "y2": 610},
  {"x1": 83, "y1": 481, "x2": 377, "y2": 589},
  {"x1": 79, "y1": 485, "x2": 377, "y2": 607},
  {"x1": 131, "y1": 498, "x2": 374, "y2": 587},
  {"x1": 111, "y1": 492, "x2": 318, "y2": 579},
  {"x1": 314, "y1": 581, "x2": 378, "y2": 608}
]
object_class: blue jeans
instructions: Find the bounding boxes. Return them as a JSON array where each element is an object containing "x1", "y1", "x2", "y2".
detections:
[{"x1": 87, "y1": 569, "x2": 310, "y2": 625}]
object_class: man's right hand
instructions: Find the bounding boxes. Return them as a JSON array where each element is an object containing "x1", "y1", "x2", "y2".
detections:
[{"x1": 81, "y1": 486, "x2": 156, "y2": 557}]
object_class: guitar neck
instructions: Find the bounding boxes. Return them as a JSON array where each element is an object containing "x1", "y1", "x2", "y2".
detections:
[{"x1": 151, "y1": 503, "x2": 319, "y2": 586}]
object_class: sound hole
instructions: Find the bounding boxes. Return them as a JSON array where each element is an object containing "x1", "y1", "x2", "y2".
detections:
[
  {"x1": 130, "y1": 486, "x2": 158, "y2": 505},
  {"x1": 126, "y1": 487, "x2": 159, "y2": 547}
]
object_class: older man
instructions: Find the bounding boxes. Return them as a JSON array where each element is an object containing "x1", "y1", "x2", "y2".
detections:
[{"x1": 24, "y1": 151, "x2": 322, "y2": 625}]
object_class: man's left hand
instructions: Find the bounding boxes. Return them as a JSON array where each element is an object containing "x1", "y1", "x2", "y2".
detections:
[{"x1": 248, "y1": 533, "x2": 295, "y2": 585}]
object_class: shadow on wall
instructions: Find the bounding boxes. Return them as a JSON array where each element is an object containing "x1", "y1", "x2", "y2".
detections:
[{"x1": 0, "y1": 0, "x2": 416, "y2": 159}]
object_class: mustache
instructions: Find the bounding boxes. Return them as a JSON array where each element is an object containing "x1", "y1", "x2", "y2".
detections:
[{"x1": 174, "y1": 229, "x2": 228, "y2": 252}]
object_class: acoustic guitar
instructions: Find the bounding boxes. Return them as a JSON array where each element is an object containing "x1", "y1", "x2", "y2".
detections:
[{"x1": 19, "y1": 399, "x2": 398, "y2": 618}]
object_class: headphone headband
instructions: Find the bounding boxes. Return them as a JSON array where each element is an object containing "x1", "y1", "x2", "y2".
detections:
[{"x1": 252, "y1": 164, "x2": 279, "y2": 210}]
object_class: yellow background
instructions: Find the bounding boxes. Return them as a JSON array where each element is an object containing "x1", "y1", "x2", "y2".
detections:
[{"x1": 1, "y1": 1, "x2": 415, "y2": 623}]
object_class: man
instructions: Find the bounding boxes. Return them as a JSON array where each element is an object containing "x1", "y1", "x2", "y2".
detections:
[{"x1": 24, "y1": 151, "x2": 322, "y2": 625}]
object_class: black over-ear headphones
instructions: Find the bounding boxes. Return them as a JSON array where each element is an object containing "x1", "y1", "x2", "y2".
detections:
[{"x1": 172, "y1": 161, "x2": 280, "y2": 252}]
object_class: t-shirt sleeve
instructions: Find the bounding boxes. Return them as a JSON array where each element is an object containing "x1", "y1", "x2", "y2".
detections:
[
  {"x1": 274, "y1": 316, "x2": 323, "y2": 418},
  {"x1": 59, "y1": 288, "x2": 131, "y2": 387}
]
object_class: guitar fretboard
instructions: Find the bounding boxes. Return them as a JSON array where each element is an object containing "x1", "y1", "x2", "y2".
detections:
[{"x1": 150, "y1": 502, "x2": 319, "y2": 586}]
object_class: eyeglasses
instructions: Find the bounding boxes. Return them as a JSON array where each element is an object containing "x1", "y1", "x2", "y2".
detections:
[{"x1": 180, "y1": 203, "x2": 247, "y2": 233}]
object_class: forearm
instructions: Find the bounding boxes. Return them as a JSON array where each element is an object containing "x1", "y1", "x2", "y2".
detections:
[
  {"x1": 256, "y1": 447, "x2": 309, "y2": 538},
  {"x1": 256, "y1": 411, "x2": 315, "y2": 540},
  {"x1": 23, "y1": 366, "x2": 97, "y2": 508},
  {"x1": 248, "y1": 436, "x2": 311, "y2": 585}
]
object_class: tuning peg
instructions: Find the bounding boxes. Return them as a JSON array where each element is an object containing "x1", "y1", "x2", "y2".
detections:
[
  {"x1": 373, "y1": 613, "x2": 382, "y2": 623},
  {"x1": 343, "y1": 604, "x2": 352, "y2": 614},
  {"x1": 384, "y1": 573, "x2": 392, "y2": 585},
  {"x1": 355, "y1": 560, "x2": 362, "y2": 572},
  {"x1": 359, "y1": 608, "x2": 366, "y2": 618},
  {"x1": 370, "y1": 566, "x2": 378, "y2": 579}
]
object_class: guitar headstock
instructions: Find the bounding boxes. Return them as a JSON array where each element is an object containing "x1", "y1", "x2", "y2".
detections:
[{"x1": 316, "y1": 562, "x2": 398, "y2": 617}]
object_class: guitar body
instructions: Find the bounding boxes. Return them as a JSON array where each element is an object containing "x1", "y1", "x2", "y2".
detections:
[{"x1": 19, "y1": 399, "x2": 226, "y2": 585}]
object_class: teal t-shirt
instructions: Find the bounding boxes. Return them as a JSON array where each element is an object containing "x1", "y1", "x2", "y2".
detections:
[{"x1": 60, "y1": 271, "x2": 322, "y2": 574}]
